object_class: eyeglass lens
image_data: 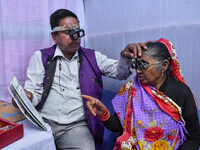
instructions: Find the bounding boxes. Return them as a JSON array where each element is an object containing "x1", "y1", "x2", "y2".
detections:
[{"x1": 132, "y1": 58, "x2": 160, "y2": 70}]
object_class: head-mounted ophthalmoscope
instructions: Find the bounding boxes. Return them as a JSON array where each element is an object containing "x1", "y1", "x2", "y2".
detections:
[{"x1": 52, "y1": 24, "x2": 85, "y2": 40}]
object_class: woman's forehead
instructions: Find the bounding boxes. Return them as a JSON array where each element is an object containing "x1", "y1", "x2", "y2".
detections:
[{"x1": 140, "y1": 52, "x2": 155, "y2": 62}]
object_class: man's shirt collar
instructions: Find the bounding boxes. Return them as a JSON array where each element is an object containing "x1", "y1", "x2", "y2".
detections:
[{"x1": 52, "y1": 45, "x2": 79, "y2": 60}]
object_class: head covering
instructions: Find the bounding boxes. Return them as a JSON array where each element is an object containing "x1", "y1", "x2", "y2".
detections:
[
  {"x1": 156, "y1": 38, "x2": 197, "y2": 108},
  {"x1": 156, "y1": 38, "x2": 185, "y2": 83},
  {"x1": 112, "y1": 38, "x2": 188, "y2": 150}
]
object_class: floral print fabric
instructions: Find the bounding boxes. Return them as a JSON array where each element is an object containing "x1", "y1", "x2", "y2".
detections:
[
  {"x1": 112, "y1": 76, "x2": 187, "y2": 150},
  {"x1": 112, "y1": 38, "x2": 191, "y2": 150}
]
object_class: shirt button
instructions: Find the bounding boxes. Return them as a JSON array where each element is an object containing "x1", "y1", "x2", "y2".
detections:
[
  {"x1": 47, "y1": 76, "x2": 50, "y2": 80},
  {"x1": 47, "y1": 61, "x2": 50, "y2": 64}
]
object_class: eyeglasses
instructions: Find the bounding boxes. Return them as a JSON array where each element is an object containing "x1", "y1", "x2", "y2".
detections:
[
  {"x1": 61, "y1": 28, "x2": 85, "y2": 40},
  {"x1": 131, "y1": 58, "x2": 162, "y2": 70},
  {"x1": 68, "y1": 28, "x2": 85, "y2": 40}
]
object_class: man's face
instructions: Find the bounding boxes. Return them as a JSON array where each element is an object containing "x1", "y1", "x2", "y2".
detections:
[{"x1": 52, "y1": 16, "x2": 81, "y2": 58}]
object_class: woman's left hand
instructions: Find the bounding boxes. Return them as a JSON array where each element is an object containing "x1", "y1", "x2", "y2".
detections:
[{"x1": 82, "y1": 95, "x2": 106, "y2": 117}]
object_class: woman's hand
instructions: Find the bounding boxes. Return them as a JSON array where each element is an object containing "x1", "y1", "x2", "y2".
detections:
[{"x1": 82, "y1": 95, "x2": 106, "y2": 117}]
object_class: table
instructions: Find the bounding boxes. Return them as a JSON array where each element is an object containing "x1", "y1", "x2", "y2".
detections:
[{"x1": 2, "y1": 119, "x2": 56, "y2": 150}]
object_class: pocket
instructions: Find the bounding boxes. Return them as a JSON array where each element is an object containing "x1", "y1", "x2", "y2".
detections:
[{"x1": 91, "y1": 78, "x2": 102, "y2": 83}]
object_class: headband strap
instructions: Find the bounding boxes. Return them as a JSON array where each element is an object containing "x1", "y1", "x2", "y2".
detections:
[{"x1": 52, "y1": 24, "x2": 80, "y2": 32}]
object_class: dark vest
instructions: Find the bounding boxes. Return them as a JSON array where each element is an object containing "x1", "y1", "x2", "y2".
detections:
[{"x1": 36, "y1": 44, "x2": 104, "y2": 150}]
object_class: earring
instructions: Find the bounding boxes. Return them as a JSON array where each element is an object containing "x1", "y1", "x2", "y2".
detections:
[{"x1": 162, "y1": 71, "x2": 164, "y2": 76}]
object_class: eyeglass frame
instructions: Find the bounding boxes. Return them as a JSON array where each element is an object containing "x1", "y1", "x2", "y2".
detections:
[{"x1": 131, "y1": 58, "x2": 163, "y2": 70}]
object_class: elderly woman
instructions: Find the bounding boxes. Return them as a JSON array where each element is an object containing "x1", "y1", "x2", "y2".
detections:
[{"x1": 82, "y1": 38, "x2": 200, "y2": 150}]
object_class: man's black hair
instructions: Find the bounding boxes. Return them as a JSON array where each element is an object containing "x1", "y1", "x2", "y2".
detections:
[{"x1": 50, "y1": 9, "x2": 79, "y2": 30}]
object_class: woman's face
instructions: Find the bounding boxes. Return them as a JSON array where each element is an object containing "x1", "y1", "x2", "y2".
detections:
[{"x1": 135, "y1": 52, "x2": 166, "y2": 89}]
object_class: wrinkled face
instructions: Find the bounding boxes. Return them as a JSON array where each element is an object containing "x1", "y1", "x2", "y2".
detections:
[
  {"x1": 136, "y1": 52, "x2": 165, "y2": 89},
  {"x1": 52, "y1": 16, "x2": 81, "y2": 58}
]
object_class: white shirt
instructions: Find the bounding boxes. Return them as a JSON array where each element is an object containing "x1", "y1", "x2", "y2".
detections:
[{"x1": 24, "y1": 45, "x2": 132, "y2": 124}]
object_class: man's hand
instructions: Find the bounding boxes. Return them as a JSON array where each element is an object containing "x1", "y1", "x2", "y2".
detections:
[
  {"x1": 121, "y1": 40, "x2": 152, "y2": 58},
  {"x1": 12, "y1": 98, "x2": 19, "y2": 108},
  {"x1": 24, "y1": 89, "x2": 33, "y2": 101},
  {"x1": 12, "y1": 89, "x2": 33, "y2": 108}
]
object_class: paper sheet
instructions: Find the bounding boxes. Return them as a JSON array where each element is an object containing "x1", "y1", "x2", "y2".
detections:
[{"x1": 8, "y1": 76, "x2": 47, "y2": 130}]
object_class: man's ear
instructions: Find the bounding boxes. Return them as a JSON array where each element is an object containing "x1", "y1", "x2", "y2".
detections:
[{"x1": 51, "y1": 32, "x2": 58, "y2": 44}]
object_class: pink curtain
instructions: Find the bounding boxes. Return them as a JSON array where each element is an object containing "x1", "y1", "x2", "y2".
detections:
[
  {"x1": 0, "y1": 0, "x2": 84, "y2": 102},
  {"x1": 1, "y1": 0, "x2": 200, "y2": 109}
]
